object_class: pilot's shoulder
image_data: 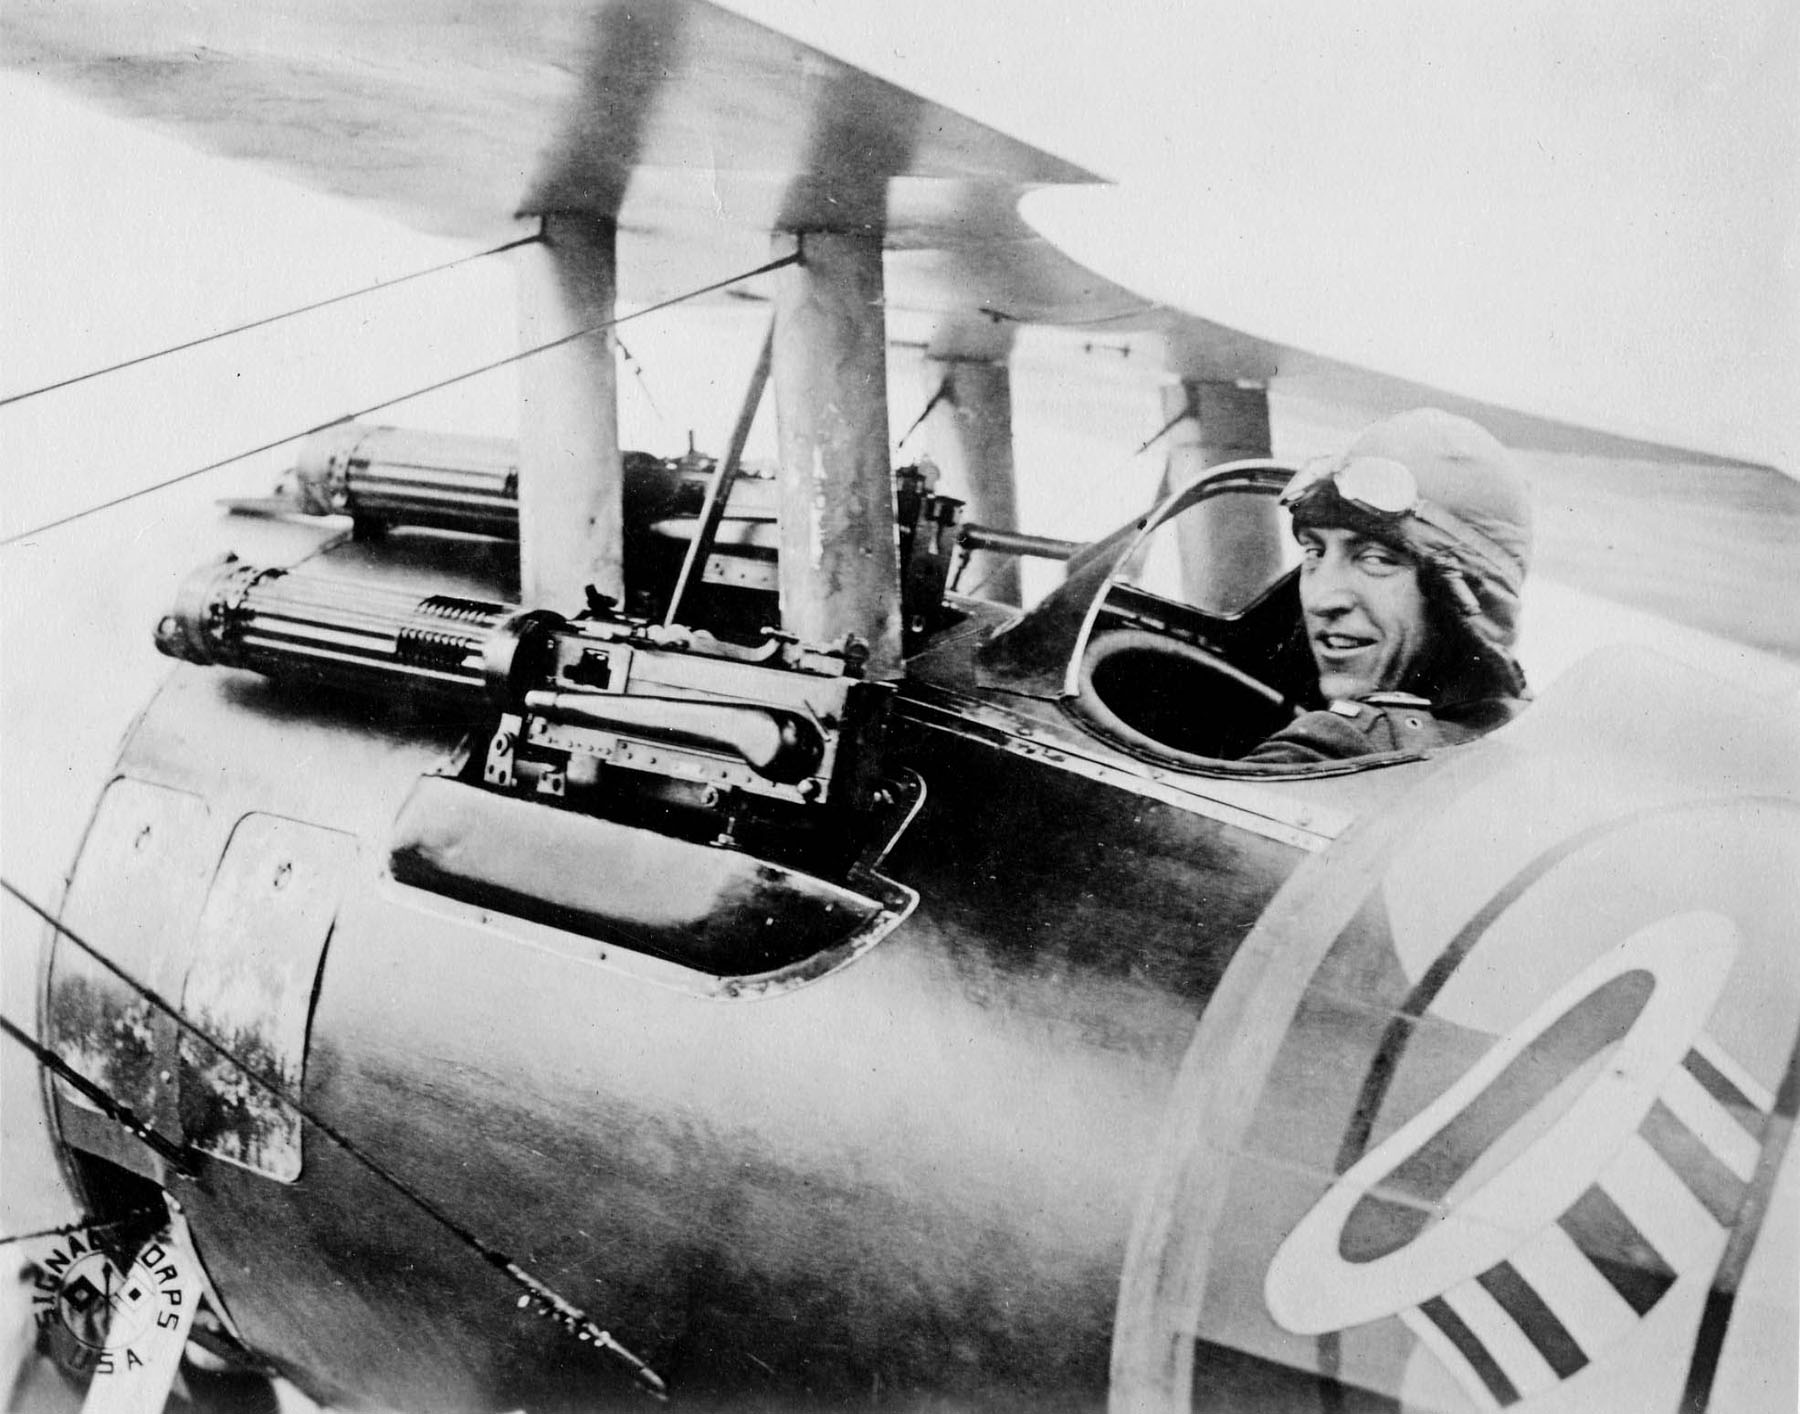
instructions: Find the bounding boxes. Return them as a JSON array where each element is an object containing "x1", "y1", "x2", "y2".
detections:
[{"x1": 1241, "y1": 693, "x2": 1446, "y2": 765}]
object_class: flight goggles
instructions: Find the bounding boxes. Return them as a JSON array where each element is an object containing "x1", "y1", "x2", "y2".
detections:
[
  {"x1": 1280, "y1": 454, "x2": 1523, "y2": 593},
  {"x1": 1279, "y1": 455, "x2": 1422, "y2": 517}
]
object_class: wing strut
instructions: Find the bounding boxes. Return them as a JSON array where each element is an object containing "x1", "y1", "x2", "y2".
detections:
[
  {"x1": 1156, "y1": 379, "x2": 1283, "y2": 611},
  {"x1": 770, "y1": 232, "x2": 903, "y2": 678},
  {"x1": 516, "y1": 215, "x2": 624, "y2": 613},
  {"x1": 917, "y1": 337, "x2": 1023, "y2": 606}
]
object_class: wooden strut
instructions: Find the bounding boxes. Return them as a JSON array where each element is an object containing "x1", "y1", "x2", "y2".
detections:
[
  {"x1": 920, "y1": 355, "x2": 1020, "y2": 606},
  {"x1": 517, "y1": 214, "x2": 624, "y2": 615},
  {"x1": 770, "y1": 230, "x2": 904, "y2": 679},
  {"x1": 1161, "y1": 379, "x2": 1280, "y2": 612}
]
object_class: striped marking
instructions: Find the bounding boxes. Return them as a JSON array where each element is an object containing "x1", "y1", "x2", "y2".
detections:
[
  {"x1": 1271, "y1": 905, "x2": 1782, "y2": 1411},
  {"x1": 1600, "y1": 1133, "x2": 1729, "y2": 1275},
  {"x1": 1416, "y1": 1297, "x2": 1520, "y2": 1408},
  {"x1": 1475, "y1": 1261, "x2": 1588, "y2": 1380},
  {"x1": 1556, "y1": 1183, "x2": 1677, "y2": 1316},
  {"x1": 1402, "y1": 1308, "x2": 1506, "y2": 1411},
  {"x1": 1507, "y1": 1223, "x2": 1640, "y2": 1358},
  {"x1": 1664, "y1": 1061, "x2": 1763, "y2": 1182},
  {"x1": 1404, "y1": 1302, "x2": 1504, "y2": 1403},
  {"x1": 1269, "y1": 916, "x2": 1735, "y2": 1337},
  {"x1": 1397, "y1": 1079, "x2": 1771, "y2": 1410},
  {"x1": 1447, "y1": 1275, "x2": 1561, "y2": 1398},
  {"x1": 1639, "y1": 1100, "x2": 1751, "y2": 1226},
  {"x1": 1685, "y1": 1040, "x2": 1774, "y2": 1128}
]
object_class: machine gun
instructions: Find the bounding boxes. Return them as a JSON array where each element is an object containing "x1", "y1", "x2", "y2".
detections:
[
  {"x1": 155, "y1": 558, "x2": 892, "y2": 832},
  {"x1": 248, "y1": 423, "x2": 968, "y2": 646}
]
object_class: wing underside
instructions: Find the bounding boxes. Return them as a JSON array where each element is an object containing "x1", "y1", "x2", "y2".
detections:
[{"x1": 5, "y1": 0, "x2": 1789, "y2": 469}]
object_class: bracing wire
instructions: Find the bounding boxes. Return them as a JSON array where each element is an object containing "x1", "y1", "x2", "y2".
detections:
[
  {"x1": 0, "y1": 232, "x2": 543, "y2": 409},
  {"x1": 1130, "y1": 390, "x2": 1197, "y2": 459},
  {"x1": 0, "y1": 877, "x2": 668, "y2": 1398},
  {"x1": 0, "y1": 1012, "x2": 193, "y2": 1174},
  {"x1": 894, "y1": 374, "x2": 953, "y2": 451},
  {"x1": 0, "y1": 250, "x2": 802, "y2": 552},
  {"x1": 951, "y1": 392, "x2": 1194, "y2": 592},
  {"x1": 614, "y1": 336, "x2": 667, "y2": 430}
]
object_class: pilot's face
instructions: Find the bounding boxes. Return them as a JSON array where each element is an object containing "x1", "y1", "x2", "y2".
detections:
[{"x1": 1297, "y1": 525, "x2": 1429, "y2": 701}]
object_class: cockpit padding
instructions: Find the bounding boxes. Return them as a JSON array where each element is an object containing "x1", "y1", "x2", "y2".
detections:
[
  {"x1": 1071, "y1": 628, "x2": 1294, "y2": 761},
  {"x1": 973, "y1": 465, "x2": 1330, "y2": 767}
]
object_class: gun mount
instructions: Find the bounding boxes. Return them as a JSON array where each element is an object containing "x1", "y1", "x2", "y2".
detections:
[{"x1": 155, "y1": 559, "x2": 890, "y2": 824}]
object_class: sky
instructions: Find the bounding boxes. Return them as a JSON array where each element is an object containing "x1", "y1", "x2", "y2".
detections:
[{"x1": 735, "y1": 0, "x2": 1800, "y2": 473}]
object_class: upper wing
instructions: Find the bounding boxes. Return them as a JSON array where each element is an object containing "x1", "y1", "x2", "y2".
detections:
[
  {"x1": 0, "y1": 0, "x2": 1122, "y2": 323},
  {"x1": 6, "y1": 0, "x2": 1792, "y2": 471}
]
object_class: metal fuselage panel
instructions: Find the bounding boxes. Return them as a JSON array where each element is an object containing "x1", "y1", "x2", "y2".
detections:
[{"x1": 46, "y1": 660, "x2": 1307, "y2": 1411}]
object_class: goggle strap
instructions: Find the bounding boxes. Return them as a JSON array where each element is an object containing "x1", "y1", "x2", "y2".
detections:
[
  {"x1": 1281, "y1": 459, "x2": 1524, "y2": 595},
  {"x1": 1432, "y1": 558, "x2": 1487, "y2": 618}
]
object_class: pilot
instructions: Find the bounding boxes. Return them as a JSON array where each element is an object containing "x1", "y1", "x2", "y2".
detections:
[{"x1": 1243, "y1": 408, "x2": 1532, "y2": 764}]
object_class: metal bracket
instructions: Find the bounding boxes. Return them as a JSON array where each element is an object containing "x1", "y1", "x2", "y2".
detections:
[{"x1": 483, "y1": 712, "x2": 523, "y2": 788}]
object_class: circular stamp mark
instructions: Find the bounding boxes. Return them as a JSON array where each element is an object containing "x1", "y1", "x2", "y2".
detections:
[{"x1": 30, "y1": 1228, "x2": 191, "y2": 1378}]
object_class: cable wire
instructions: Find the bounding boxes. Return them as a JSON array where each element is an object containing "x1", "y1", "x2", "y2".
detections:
[
  {"x1": 894, "y1": 374, "x2": 953, "y2": 451},
  {"x1": 614, "y1": 336, "x2": 667, "y2": 431},
  {"x1": 0, "y1": 250, "x2": 801, "y2": 551},
  {"x1": 0, "y1": 877, "x2": 667, "y2": 1398},
  {"x1": 1130, "y1": 390, "x2": 1197, "y2": 459},
  {"x1": 0, "y1": 232, "x2": 543, "y2": 409},
  {"x1": 0, "y1": 1013, "x2": 193, "y2": 1175}
]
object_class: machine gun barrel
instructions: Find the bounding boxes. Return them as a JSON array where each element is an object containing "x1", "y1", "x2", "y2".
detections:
[
  {"x1": 294, "y1": 425, "x2": 518, "y2": 536},
  {"x1": 155, "y1": 558, "x2": 545, "y2": 712},
  {"x1": 155, "y1": 559, "x2": 869, "y2": 796},
  {"x1": 956, "y1": 525, "x2": 1079, "y2": 561}
]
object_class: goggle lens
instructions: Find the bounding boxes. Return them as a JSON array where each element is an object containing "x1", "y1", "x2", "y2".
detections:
[{"x1": 1281, "y1": 456, "x2": 1419, "y2": 516}]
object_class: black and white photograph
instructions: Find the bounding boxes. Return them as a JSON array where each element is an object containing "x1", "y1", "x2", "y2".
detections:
[{"x1": 2, "y1": 3, "x2": 1796, "y2": 1411}]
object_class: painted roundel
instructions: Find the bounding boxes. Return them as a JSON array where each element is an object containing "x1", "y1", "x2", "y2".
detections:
[{"x1": 1109, "y1": 689, "x2": 1800, "y2": 1414}]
